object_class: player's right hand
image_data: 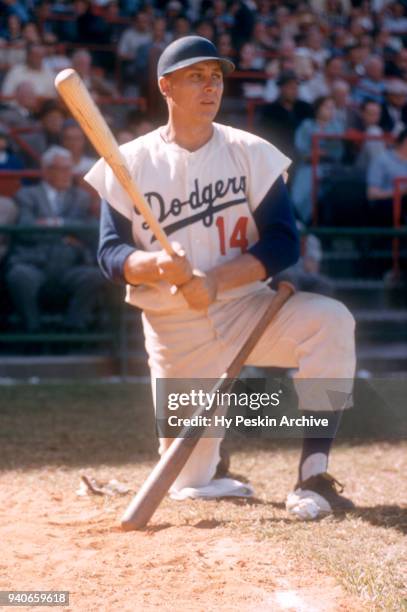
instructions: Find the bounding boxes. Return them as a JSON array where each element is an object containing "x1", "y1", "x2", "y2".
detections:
[
  {"x1": 180, "y1": 270, "x2": 218, "y2": 310},
  {"x1": 156, "y1": 241, "x2": 193, "y2": 286}
]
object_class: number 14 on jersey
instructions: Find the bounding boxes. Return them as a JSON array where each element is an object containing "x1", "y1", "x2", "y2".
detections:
[{"x1": 215, "y1": 216, "x2": 249, "y2": 255}]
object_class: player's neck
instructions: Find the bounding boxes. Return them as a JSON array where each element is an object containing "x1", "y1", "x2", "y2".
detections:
[{"x1": 162, "y1": 120, "x2": 214, "y2": 152}]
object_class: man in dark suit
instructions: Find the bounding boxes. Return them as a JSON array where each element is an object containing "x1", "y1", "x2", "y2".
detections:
[
  {"x1": 6, "y1": 146, "x2": 104, "y2": 332},
  {"x1": 380, "y1": 79, "x2": 407, "y2": 135},
  {"x1": 259, "y1": 70, "x2": 313, "y2": 160},
  {"x1": 18, "y1": 100, "x2": 65, "y2": 168},
  {"x1": 0, "y1": 82, "x2": 39, "y2": 130}
]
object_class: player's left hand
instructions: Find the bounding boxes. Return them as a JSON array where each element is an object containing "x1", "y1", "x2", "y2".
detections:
[{"x1": 180, "y1": 270, "x2": 218, "y2": 310}]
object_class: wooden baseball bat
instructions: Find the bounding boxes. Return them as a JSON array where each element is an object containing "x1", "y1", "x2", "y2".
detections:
[
  {"x1": 54, "y1": 68, "x2": 175, "y2": 256},
  {"x1": 121, "y1": 281, "x2": 295, "y2": 531}
]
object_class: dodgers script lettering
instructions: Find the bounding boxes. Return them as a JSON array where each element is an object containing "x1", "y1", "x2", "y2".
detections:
[{"x1": 140, "y1": 176, "x2": 247, "y2": 241}]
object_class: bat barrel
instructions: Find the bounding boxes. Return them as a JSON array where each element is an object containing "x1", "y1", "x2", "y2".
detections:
[
  {"x1": 54, "y1": 68, "x2": 175, "y2": 255},
  {"x1": 121, "y1": 436, "x2": 199, "y2": 530}
]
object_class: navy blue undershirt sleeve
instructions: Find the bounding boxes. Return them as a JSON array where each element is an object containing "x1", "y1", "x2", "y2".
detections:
[
  {"x1": 248, "y1": 176, "x2": 300, "y2": 277},
  {"x1": 98, "y1": 199, "x2": 136, "y2": 284}
]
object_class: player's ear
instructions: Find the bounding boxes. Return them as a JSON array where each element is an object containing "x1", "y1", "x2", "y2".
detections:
[{"x1": 158, "y1": 76, "x2": 171, "y2": 98}]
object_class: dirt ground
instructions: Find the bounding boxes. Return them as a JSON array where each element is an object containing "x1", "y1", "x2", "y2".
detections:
[{"x1": 0, "y1": 384, "x2": 406, "y2": 611}]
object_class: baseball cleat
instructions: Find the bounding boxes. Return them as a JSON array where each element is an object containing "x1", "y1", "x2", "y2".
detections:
[{"x1": 286, "y1": 472, "x2": 355, "y2": 520}]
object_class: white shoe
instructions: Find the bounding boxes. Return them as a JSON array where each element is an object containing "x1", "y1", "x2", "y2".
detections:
[{"x1": 286, "y1": 473, "x2": 355, "y2": 520}]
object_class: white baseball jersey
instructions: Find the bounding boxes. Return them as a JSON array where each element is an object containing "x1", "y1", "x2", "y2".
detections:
[{"x1": 85, "y1": 122, "x2": 290, "y2": 314}]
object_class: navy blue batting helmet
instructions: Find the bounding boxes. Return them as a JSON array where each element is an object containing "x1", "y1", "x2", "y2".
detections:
[{"x1": 157, "y1": 36, "x2": 235, "y2": 79}]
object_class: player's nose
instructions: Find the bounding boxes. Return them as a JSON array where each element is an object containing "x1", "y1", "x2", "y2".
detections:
[{"x1": 203, "y1": 80, "x2": 214, "y2": 92}]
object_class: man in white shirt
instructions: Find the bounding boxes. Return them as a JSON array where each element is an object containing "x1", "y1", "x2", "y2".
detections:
[
  {"x1": 1, "y1": 43, "x2": 56, "y2": 99},
  {"x1": 117, "y1": 11, "x2": 152, "y2": 60}
]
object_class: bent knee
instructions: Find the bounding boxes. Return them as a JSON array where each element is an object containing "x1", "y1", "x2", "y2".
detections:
[
  {"x1": 325, "y1": 297, "x2": 355, "y2": 332},
  {"x1": 305, "y1": 295, "x2": 355, "y2": 334}
]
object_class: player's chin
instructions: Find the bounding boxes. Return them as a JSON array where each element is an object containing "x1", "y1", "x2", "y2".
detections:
[{"x1": 198, "y1": 103, "x2": 220, "y2": 121}]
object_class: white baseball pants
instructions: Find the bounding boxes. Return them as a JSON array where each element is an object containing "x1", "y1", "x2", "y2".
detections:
[{"x1": 142, "y1": 290, "x2": 356, "y2": 491}]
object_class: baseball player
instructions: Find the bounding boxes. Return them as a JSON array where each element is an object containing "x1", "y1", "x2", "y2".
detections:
[{"x1": 85, "y1": 36, "x2": 356, "y2": 520}]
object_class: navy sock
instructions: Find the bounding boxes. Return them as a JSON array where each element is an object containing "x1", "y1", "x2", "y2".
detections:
[{"x1": 298, "y1": 410, "x2": 343, "y2": 483}]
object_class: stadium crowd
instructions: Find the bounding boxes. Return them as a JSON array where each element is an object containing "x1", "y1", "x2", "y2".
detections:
[{"x1": 0, "y1": 0, "x2": 406, "y2": 332}]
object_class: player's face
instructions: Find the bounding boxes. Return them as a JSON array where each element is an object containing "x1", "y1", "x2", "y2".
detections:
[{"x1": 161, "y1": 60, "x2": 224, "y2": 124}]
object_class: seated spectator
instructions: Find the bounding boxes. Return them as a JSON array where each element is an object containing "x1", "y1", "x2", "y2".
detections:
[
  {"x1": 71, "y1": 49, "x2": 117, "y2": 98},
  {"x1": 237, "y1": 41, "x2": 265, "y2": 71},
  {"x1": 0, "y1": 31, "x2": 26, "y2": 67},
  {"x1": 274, "y1": 6, "x2": 298, "y2": 41},
  {"x1": 257, "y1": 0, "x2": 278, "y2": 27},
  {"x1": 230, "y1": 0, "x2": 256, "y2": 49},
  {"x1": 117, "y1": 11, "x2": 152, "y2": 61},
  {"x1": 0, "y1": 129, "x2": 24, "y2": 170},
  {"x1": 232, "y1": 42, "x2": 266, "y2": 100},
  {"x1": 5, "y1": 146, "x2": 104, "y2": 332},
  {"x1": 1, "y1": 43, "x2": 56, "y2": 98},
  {"x1": 0, "y1": 196, "x2": 18, "y2": 264},
  {"x1": 43, "y1": 39, "x2": 72, "y2": 76},
  {"x1": 61, "y1": 121, "x2": 96, "y2": 177},
  {"x1": 129, "y1": 17, "x2": 171, "y2": 118},
  {"x1": 252, "y1": 20, "x2": 276, "y2": 52},
  {"x1": 331, "y1": 79, "x2": 359, "y2": 131},
  {"x1": 352, "y1": 55, "x2": 386, "y2": 105},
  {"x1": 366, "y1": 127, "x2": 407, "y2": 225},
  {"x1": 299, "y1": 55, "x2": 345, "y2": 103},
  {"x1": 165, "y1": 1, "x2": 186, "y2": 31},
  {"x1": 343, "y1": 43, "x2": 369, "y2": 78},
  {"x1": 291, "y1": 96, "x2": 344, "y2": 223},
  {"x1": 373, "y1": 27, "x2": 403, "y2": 57},
  {"x1": 19, "y1": 100, "x2": 65, "y2": 167},
  {"x1": 296, "y1": 26, "x2": 330, "y2": 70},
  {"x1": 21, "y1": 20, "x2": 41, "y2": 45},
  {"x1": 0, "y1": 81, "x2": 39, "y2": 129},
  {"x1": 0, "y1": 1, "x2": 30, "y2": 25},
  {"x1": 353, "y1": 100, "x2": 386, "y2": 171},
  {"x1": 330, "y1": 25, "x2": 350, "y2": 55},
  {"x1": 217, "y1": 32, "x2": 235, "y2": 63},
  {"x1": 194, "y1": 20, "x2": 216, "y2": 42},
  {"x1": 203, "y1": 0, "x2": 235, "y2": 35},
  {"x1": 133, "y1": 17, "x2": 170, "y2": 75},
  {"x1": 264, "y1": 41, "x2": 314, "y2": 102},
  {"x1": 382, "y1": 1, "x2": 407, "y2": 35},
  {"x1": 380, "y1": 79, "x2": 407, "y2": 136},
  {"x1": 74, "y1": 0, "x2": 112, "y2": 47},
  {"x1": 1, "y1": 13, "x2": 23, "y2": 43},
  {"x1": 260, "y1": 70, "x2": 313, "y2": 160},
  {"x1": 173, "y1": 16, "x2": 191, "y2": 39},
  {"x1": 387, "y1": 47, "x2": 407, "y2": 81}
]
